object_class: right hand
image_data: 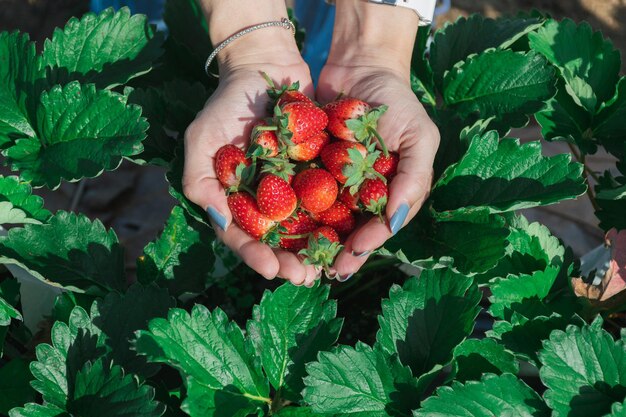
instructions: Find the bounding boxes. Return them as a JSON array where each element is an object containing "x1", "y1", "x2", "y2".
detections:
[{"x1": 182, "y1": 52, "x2": 319, "y2": 286}]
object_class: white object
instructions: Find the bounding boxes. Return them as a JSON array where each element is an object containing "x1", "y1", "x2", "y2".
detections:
[{"x1": 368, "y1": 0, "x2": 436, "y2": 25}]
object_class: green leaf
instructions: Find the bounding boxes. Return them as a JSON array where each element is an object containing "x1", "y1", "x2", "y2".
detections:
[
  {"x1": 126, "y1": 86, "x2": 177, "y2": 166},
  {"x1": 430, "y1": 14, "x2": 544, "y2": 89},
  {"x1": 594, "y1": 77, "x2": 626, "y2": 160},
  {"x1": 135, "y1": 305, "x2": 270, "y2": 417},
  {"x1": 9, "y1": 404, "x2": 67, "y2": 417},
  {"x1": 376, "y1": 270, "x2": 481, "y2": 377},
  {"x1": 0, "y1": 359, "x2": 36, "y2": 414},
  {"x1": 3, "y1": 82, "x2": 147, "y2": 189},
  {"x1": 160, "y1": 80, "x2": 209, "y2": 133},
  {"x1": 42, "y1": 7, "x2": 163, "y2": 89},
  {"x1": 0, "y1": 211, "x2": 125, "y2": 295},
  {"x1": 414, "y1": 373, "x2": 548, "y2": 417},
  {"x1": 450, "y1": 338, "x2": 518, "y2": 383},
  {"x1": 431, "y1": 131, "x2": 586, "y2": 221},
  {"x1": 488, "y1": 267, "x2": 560, "y2": 319},
  {"x1": 410, "y1": 26, "x2": 435, "y2": 106},
  {"x1": 0, "y1": 31, "x2": 43, "y2": 144},
  {"x1": 247, "y1": 283, "x2": 342, "y2": 402},
  {"x1": 68, "y1": 359, "x2": 165, "y2": 417},
  {"x1": 275, "y1": 407, "x2": 329, "y2": 416},
  {"x1": 443, "y1": 50, "x2": 556, "y2": 121},
  {"x1": 303, "y1": 343, "x2": 421, "y2": 417},
  {"x1": 381, "y1": 213, "x2": 509, "y2": 274},
  {"x1": 609, "y1": 399, "x2": 626, "y2": 417},
  {"x1": 540, "y1": 320, "x2": 626, "y2": 417},
  {"x1": 595, "y1": 179, "x2": 626, "y2": 232},
  {"x1": 166, "y1": 150, "x2": 211, "y2": 225},
  {"x1": 137, "y1": 206, "x2": 216, "y2": 296},
  {"x1": 0, "y1": 175, "x2": 50, "y2": 225},
  {"x1": 529, "y1": 19, "x2": 620, "y2": 112},
  {"x1": 90, "y1": 284, "x2": 174, "y2": 378},
  {"x1": 0, "y1": 277, "x2": 21, "y2": 356}
]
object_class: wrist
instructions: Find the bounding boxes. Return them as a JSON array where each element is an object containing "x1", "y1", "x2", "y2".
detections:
[
  {"x1": 200, "y1": 1, "x2": 302, "y2": 71},
  {"x1": 328, "y1": 0, "x2": 417, "y2": 75}
]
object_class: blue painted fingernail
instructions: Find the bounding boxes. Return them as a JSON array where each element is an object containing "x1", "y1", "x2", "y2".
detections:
[
  {"x1": 390, "y1": 203, "x2": 410, "y2": 235},
  {"x1": 338, "y1": 273, "x2": 353, "y2": 282},
  {"x1": 352, "y1": 250, "x2": 370, "y2": 258},
  {"x1": 207, "y1": 206, "x2": 227, "y2": 231}
]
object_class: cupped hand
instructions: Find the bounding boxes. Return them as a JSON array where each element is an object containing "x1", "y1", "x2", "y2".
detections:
[
  {"x1": 317, "y1": 63, "x2": 440, "y2": 280},
  {"x1": 183, "y1": 59, "x2": 320, "y2": 286}
]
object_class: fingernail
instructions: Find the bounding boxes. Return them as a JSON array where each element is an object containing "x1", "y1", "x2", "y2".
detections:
[
  {"x1": 390, "y1": 203, "x2": 410, "y2": 235},
  {"x1": 305, "y1": 281, "x2": 315, "y2": 288},
  {"x1": 352, "y1": 250, "x2": 370, "y2": 258},
  {"x1": 338, "y1": 273, "x2": 353, "y2": 282},
  {"x1": 207, "y1": 206, "x2": 227, "y2": 231}
]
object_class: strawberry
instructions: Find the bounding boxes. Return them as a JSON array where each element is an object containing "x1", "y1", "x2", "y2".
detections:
[
  {"x1": 257, "y1": 175, "x2": 297, "y2": 221},
  {"x1": 292, "y1": 168, "x2": 338, "y2": 213},
  {"x1": 299, "y1": 226, "x2": 342, "y2": 268},
  {"x1": 279, "y1": 211, "x2": 319, "y2": 252},
  {"x1": 227, "y1": 192, "x2": 278, "y2": 244},
  {"x1": 275, "y1": 102, "x2": 328, "y2": 144},
  {"x1": 373, "y1": 152, "x2": 399, "y2": 179},
  {"x1": 339, "y1": 188, "x2": 360, "y2": 211},
  {"x1": 324, "y1": 98, "x2": 370, "y2": 141},
  {"x1": 320, "y1": 141, "x2": 368, "y2": 184},
  {"x1": 312, "y1": 201, "x2": 356, "y2": 235},
  {"x1": 260, "y1": 157, "x2": 296, "y2": 183},
  {"x1": 277, "y1": 90, "x2": 312, "y2": 107},
  {"x1": 215, "y1": 145, "x2": 251, "y2": 190},
  {"x1": 262, "y1": 73, "x2": 313, "y2": 108},
  {"x1": 359, "y1": 178, "x2": 388, "y2": 217},
  {"x1": 249, "y1": 122, "x2": 279, "y2": 158},
  {"x1": 287, "y1": 131, "x2": 330, "y2": 161}
]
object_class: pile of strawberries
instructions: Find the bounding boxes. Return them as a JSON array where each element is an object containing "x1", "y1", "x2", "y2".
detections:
[{"x1": 215, "y1": 75, "x2": 398, "y2": 272}]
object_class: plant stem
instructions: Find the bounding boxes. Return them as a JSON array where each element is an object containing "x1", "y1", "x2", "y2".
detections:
[
  {"x1": 567, "y1": 142, "x2": 601, "y2": 211},
  {"x1": 369, "y1": 127, "x2": 389, "y2": 157}
]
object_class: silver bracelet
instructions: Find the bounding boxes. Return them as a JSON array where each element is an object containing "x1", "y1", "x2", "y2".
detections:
[{"x1": 205, "y1": 17, "x2": 296, "y2": 78}]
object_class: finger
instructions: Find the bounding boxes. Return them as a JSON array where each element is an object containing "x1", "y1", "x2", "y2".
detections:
[
  {"x1": 332, "y1": 232, "x2": 371, "y2": 281},
  {"x1": 303, "y1": 265, "x2": 321, "y2": 287},
  {"x1": 274, "y1": 250, "x2": 307, "y2": 285},
  {"x1": 215, "y1": 223, "x2": 280, "y2": 280},
  {"x1": 386, "y1": 122, "x2": 439, "y2": 234},
  {"x1": 347, "y1": 216, "x2": 391, "y2": 261}
]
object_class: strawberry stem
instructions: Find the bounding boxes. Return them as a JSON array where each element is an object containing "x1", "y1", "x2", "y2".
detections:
[
  {"x1": 261, "y1": 71, "x2": 275, "y2": 89},
  {"x1": 368, "y1": 127, "x2": 389, "y2": 157},
  {"x1": 280, "y1": 233, "x2": 312, "y2": 239},
  {"x1": 255, "y1": 125, "x2": 278, "y2": 132}
]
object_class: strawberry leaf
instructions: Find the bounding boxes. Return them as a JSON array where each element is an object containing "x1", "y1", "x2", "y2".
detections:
[
  {"x1": 137, "y1": 206, "x2": 217, "y2": 296},
  {"x1": 594, "y1": 77, "x2": 626, "y2": 161},
  {"x1": 430, "y1": 14, "x2": 544, "y2": 90},
  {"x1": 0, "y1": 211, "x2": 125, "y2": 295},
  {"x1": 450, "y1": 338, "x2": 519, "y2": 383},
  {"x1": 247, "y1": 283, "x2": 342, "y2": 402},
  {"x1": 135, "y1": 306, "x2": 270, "y2": 417},
  {"x1": 42, "y1": 7, "x2": 164, "y2": 89},
  {"x1": 302, "y1": 343, "x2": 422, "y2": 417},
  {"x1": 3, "y1": 82, "x2": 147, "y2": 189},
  {"x1": 431, "y1": 130, "x2": 586, "y2": 222},
  {"x1": 415, "y1": 373, "x2": 548, "y2": 417},
  {"x1": 375, "y1": 270, "x2": 481, "y2": 378},
  {"x1": 8, "y1": 404, "x2": 66, "y2": 417},
  {"x1": 0, "y1": 175, "x2": 50, "y2": 225},
  {"x1": 0, "y1": 278, "x2": 21, "y2": 357},
  {"x1": 0, "y1": 359, "x2": 35, "y2": 415},
  {"x1": 539, "y1": 319, "x2": 626, "y2": 417}
]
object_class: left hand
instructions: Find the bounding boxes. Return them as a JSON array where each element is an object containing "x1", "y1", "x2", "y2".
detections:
[{"x1": 317, "y1": 63, "x2": 440, "y2": 281}]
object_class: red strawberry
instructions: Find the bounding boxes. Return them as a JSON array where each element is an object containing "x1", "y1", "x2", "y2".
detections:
[
  {"x1": 339, "y1": 188, "x2": 360, "y2": 211},
  {"x1": 276, "y1": 102, "x2": 328, "y2": 144},
  {"x1": 257, "y1": 175, "x2": 297, "y2": 221},
  {"x1": 279, "y1": 211, "x2": 319, "y2": 252},
  {"x1": 299, "y1": 226, "x2": 342, "y2": 268},
  {"x1": 320, "y1": 141, "x2": 368, "y2": 184},
  {"x1": 227, "y1": 192, "x2": 277, "y2": 242},
  {"x1": 292, "y1": 169, "x2": 338, "y2": 213},
  {"x1": 373, "y1": 152, "x2": 399, "y2": 179},
  {"x1": 312, "y1": 201, "x2": 356, "y2": 235},
  {"x1": 287, "y1": 131, "x2": 330, "y2": 161},
  {"x1": 250, "y1": 122, "x2": 279, "y2": 158},
  {"x1": 215, "y1": 145, "x2": 250, "y2": 189},
  {"x1": 323, "y1": 98, "x2": 370, "y2": 141},
  {"x1": 277, "y1": 90, "x2": 313, "y2": 107},
  {"x1": 359, "y1": 178, "x2": 388, "y2": 217}
]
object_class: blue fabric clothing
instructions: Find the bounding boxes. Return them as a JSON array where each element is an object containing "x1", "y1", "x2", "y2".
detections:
[{"x1": 294, "y1": 1, "x2": 335, "y2": 82}]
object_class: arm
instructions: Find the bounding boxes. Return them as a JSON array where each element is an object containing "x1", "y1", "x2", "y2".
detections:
[
  {"x1": 318, "y1": 0, "x2": 440, "y2": 280},
  {"x1": 184, "y1": 1, "x2": 319, "y2": 285}
]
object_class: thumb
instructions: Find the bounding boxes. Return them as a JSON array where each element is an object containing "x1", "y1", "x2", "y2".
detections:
[
  {"x1": 182, "y1": 176, "x2": 231, "y2": 232},
  {"x1": 386, "y1": 123, "x2": 439, "y2": 234}
]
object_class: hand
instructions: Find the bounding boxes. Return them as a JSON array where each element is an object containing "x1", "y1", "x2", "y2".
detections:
[
  {"x1": 317, "y1": 57, "x2": 440, "y2": 281},
  {"x1": 183, "y1": 24, "x2": 320, "y2": 286}
]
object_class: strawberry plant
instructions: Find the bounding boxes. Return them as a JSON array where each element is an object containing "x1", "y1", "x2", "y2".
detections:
[{"x1": 1, "y1": 2, "x2": 626, "y2": 416}]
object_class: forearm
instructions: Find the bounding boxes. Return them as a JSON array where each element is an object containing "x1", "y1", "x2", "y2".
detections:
[
  {"x1": 198, "y1": 0, "x2": 301, "y2": 69},
  {"x1": 328, "y1": 0, "x2": 419, "y2": 78}
]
